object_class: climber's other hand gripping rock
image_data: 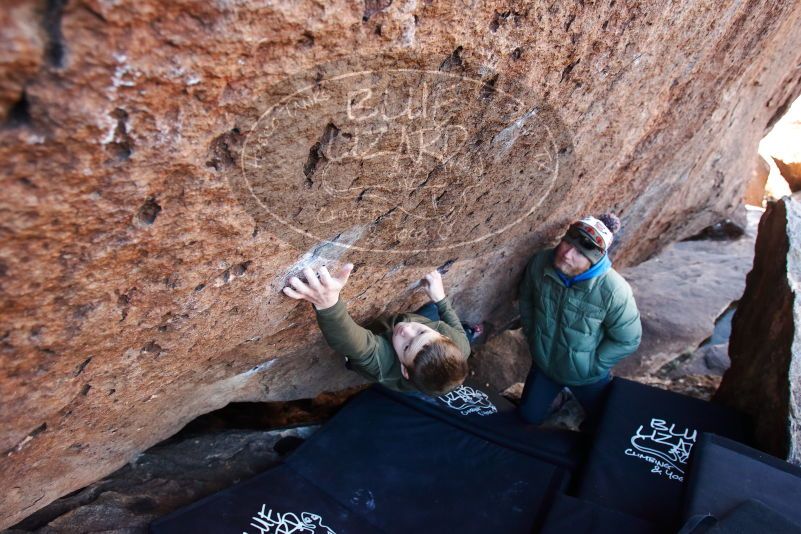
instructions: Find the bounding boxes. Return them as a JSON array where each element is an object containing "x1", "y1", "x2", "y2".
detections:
[{"x1": 421, "y1": 269, "x2": 446, "y2": 303}]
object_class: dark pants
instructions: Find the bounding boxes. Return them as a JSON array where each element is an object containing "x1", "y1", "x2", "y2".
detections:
[
  {"x1": 414, "y1": 302, "x2": 475, "y2": 333},
  {"x1": 518, "y1": 365, "x2": 611, "y2": 432},
  {"x1": 414, "y1": 302, "x2": 440, "y2": 322}
]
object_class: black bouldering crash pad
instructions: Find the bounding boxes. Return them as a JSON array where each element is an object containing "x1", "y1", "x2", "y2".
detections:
[
  {"x1": 151, "y1": 385, "x2": 572, "y2": 533},
  {"x1": 682, "y1": 433, "x2": 801, "y2": 529},
  {"x1": 376, "y1": 379, "x2": 588, "y2": 470},
  {"x1": 152, "y1": 377, "x2": 800, "y2": 533},
  {"x1": 575, "y1": 378, "x2": 746, "y2": 527},
  {"x1": 539, "y1": 493, "x2": 659, "y2": 534}
]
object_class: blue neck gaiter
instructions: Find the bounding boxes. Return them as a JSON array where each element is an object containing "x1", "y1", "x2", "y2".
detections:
[{"x1": 555, "y1": 253, "x2": 612, "y2": 288}]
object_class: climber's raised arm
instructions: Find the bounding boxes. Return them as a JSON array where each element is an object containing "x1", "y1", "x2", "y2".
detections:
[{"x1": 282, "y1": 263, "x2": 469, "y2": 396}]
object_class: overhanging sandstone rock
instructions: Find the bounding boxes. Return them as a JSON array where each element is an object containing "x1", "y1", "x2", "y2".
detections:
[
  {"x1": 2, "y1": 0, "x2": 801, "y2": 527},
  {"x1": 744, "y1": 155, "x2": 770, "y2": 206},
  {"x1": 716, "y1": 196, "x2": 801, "y2": 466}
]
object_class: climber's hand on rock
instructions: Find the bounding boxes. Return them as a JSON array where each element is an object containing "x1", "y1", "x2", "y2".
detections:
[
  {"x1": 422, "y1": 270, "x2": 446, "y2": 303},
  {"x1": 282, "y1": 263, "x2": 353, "y2": 310}
]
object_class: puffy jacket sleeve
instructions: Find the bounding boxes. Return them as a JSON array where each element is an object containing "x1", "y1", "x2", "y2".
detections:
[
  {"x1": 314, "y1": 297, "x2": 396, "y2": 381},
  {"x1": 596, "y1": 282, "x2": 642, "y2": 372},
  {"x1": 518, "y1": 253, "x2": 539, "y2": 342}
]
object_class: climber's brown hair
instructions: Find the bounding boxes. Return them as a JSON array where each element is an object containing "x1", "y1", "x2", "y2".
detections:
[{"x1": 407, "y1": 336, "x2": 469, "y2": 396}]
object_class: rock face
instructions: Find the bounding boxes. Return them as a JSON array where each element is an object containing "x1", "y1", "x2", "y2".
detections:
[
  {"x1": 744, "y1": 155, "x2": 770, "y2": 206},
  {"x1": 775, "y1": 158, "x2": 801, "y2": 192},
  {"x1": 716, "y1": 197, "x2": 801, "y2": 466},
  {"x1": 2, "y1": 0, "x2": 801, "y2": 527},
  {"x1": 615, "y1": 208, "x2": 759, "y2": 380},
  {"x1": 469, "y1": 328, "x2": 531, "y2": 394},
  {"x1": 6, "y1": 426, "x2": 317, "y2": 533},
  {"x1": 763, "y1": 96, "x2": 801, "y2": 192}
]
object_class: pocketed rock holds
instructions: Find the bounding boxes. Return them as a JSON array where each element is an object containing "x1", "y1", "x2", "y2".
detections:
[{"x1": 716, "y1": 197, "x2": 801, "y2": 466}]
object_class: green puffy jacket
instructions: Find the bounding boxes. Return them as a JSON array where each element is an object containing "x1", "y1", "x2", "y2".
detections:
[{"x1": 518, "y1": 248, "x2": 642, "y2": 386}]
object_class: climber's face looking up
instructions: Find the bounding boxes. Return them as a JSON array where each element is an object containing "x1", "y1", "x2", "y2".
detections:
[
  {"x1": 392, "y1": 321, "x2": 443, "y2": 378},
  {"x1": 554, "y1": 238, "x2": 592, "y2": 277}
]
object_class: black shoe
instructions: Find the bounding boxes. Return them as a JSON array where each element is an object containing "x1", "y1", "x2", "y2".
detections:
[{"x1": 462, "y1": 322, "x2": 485, "y2": 344}]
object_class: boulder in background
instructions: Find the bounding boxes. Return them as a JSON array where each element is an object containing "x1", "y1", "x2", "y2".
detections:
[{"x1": 716, "y1": 197, "x2": 801, "y2": 465}]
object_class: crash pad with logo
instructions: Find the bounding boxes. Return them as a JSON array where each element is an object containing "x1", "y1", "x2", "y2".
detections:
[
  {"x1": 574, "y1": 378, "x2": 746, "y2": 527},
  {"x1": 151, "y1": 385, "x2": 570, "y2": 533},
  {"x1": 149, "y1": 464, "x2": 378, "y2": 533},
  {"x1": 376, "y1": 379, "x2": 588, "y2": 471}
]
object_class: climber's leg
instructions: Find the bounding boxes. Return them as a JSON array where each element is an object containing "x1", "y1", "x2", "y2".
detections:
[{"x1": 517, "y1": 365, "x2": 562, "y2": 425}]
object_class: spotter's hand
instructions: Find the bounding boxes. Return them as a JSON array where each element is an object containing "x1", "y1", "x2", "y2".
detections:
[
  {"x1": 421, "y1": 270, "x2": 446, "y2": 303},
  {"x1": 282, "y1": 263, "x2": 354, "y2": 310}
]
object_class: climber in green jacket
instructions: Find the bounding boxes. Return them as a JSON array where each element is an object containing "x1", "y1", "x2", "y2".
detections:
[
  {"x1": 282, "y1": 265, "x2": 471, "y2": 396},
  {"x1": 517, "y1": 213, "x2": 642, "y2": 431}
]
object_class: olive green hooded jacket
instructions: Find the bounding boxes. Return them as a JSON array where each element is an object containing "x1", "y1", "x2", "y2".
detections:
[
  {"x1": 314, "y1": 297, "x2": 471, "y2": 392},
  {"x1": 518, "y1": 248, "x2": 642, "y2": 386}
]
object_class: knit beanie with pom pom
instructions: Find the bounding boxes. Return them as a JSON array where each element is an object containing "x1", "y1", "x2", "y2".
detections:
[{"x1": 563, "y1": 212, "x2": 621, "y2": 265}]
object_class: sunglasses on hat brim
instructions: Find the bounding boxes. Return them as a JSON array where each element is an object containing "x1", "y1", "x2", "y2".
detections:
[{"x1": 566, "y1": 226, "x2": 602, "y2": 252}]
